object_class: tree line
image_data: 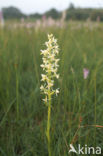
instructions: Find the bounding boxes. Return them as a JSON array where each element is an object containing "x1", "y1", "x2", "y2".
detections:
[{"x1": 2, "y1": 4, "x2": 103, "y2": 21}]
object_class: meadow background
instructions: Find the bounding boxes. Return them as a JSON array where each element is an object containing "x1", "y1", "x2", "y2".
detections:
[{"x1": 0, "y1": 22, "x2": 103, "y2": 156}]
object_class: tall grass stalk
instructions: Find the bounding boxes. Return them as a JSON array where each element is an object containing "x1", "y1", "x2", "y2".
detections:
[{"x1": 15, "y1": 67, "x2": 19, "y2": 120}]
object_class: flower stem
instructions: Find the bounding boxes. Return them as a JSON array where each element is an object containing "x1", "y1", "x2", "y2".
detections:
[{"x1": 46, "y1": 93, "x2": 51, "y2": 156}]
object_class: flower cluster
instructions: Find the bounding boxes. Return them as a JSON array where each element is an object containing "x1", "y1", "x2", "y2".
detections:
[
  {"x1": 40, "y1": 34, "x2": 60, "y2": 103},
  {"x1": 83, "y1": 68, "x2": 89, "y2": 79}
]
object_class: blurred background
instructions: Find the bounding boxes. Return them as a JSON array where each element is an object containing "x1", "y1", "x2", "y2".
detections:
[{"x1": 0, "y1": 0, "x2": 103, "y2": 27}]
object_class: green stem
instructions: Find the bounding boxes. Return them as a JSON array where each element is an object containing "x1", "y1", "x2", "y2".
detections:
[
  {"x1": 94, "y1": 73, "x2": 97, "y2": 145},
  {"x1": 16, "y1": 71, "x2": 19, "y2": 120},
  {"x1": 46, "y1": 93, "x2": 51, "y2": 156}
]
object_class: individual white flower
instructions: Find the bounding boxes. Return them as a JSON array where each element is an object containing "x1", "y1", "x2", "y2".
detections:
[
  {"x1": 55, "y1": 59, "x2": 60, "y2": 63},
  {"x1": 53, "y1": 38, "x2": 57, "y2": 43},
  {"x1": 40, "y1": 85, "x2": 44, "y2": 91},
  {"x1": 48, "y1": 54, "x2": 55, "y2": 59},
  {"x1": 47, "y1": 81, "x2": 54, "y2": 89},
  {"x1": 43, "y1": 96, "x2": 48, "y2": 103},
  {"x1": 55, "y1": 89, "x2": 59, "y2": 96},
  {"x1": 40, "y1": 50, "x2": 48, "y2": 56},
  {"x1": 41, "y1": 74, "x2": 48, "y2": 81},
  {"x1": 51, "y1": 68, "x2": 57, "y2": 74},
  {"x1": 40, "y1": 64, "x2": 45, "y2": 68},
  {"x1": 56, "y1": 74, "x2": 59, "y2": 79}
]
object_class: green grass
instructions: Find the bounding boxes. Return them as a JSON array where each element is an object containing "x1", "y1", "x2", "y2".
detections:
[{"x1": 0, "y1": 23, "x2": 103, "y2": 156}]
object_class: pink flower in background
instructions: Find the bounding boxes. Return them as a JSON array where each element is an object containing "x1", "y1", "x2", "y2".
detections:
[
  {"x1": 83, "y1": 68, "x2": 89, "y2": 79},
  {"x1": 42, "y1": 15, "x2": 46, "y2": 21},
  {"x1": 0, "y1": 10, "x2": 4, "y2": 27},
  {"x1": 0, "y1": 10, "x2": 3, "y2": 20}
]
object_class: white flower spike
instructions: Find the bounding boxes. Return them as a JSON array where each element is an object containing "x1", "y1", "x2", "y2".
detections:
[{"x1": 40, "y1": 34, "x2": 60, "y2": 102}]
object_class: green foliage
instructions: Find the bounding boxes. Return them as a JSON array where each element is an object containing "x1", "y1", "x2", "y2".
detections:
[
  {"x1": 69, "y1": 3, "x2": 75, "y2": 10},
  {"x1": 2, "y1": 7, "x2": 26, "y2": 19},
  {"x1": 90, "y1": 9, "x2": 103, "y2": 21},
  {"x1": 44, "y1": 8, "x2": 61, "y2": 19},
  {"x1": 0, "y1": 24, "x2": 103, "y2": 155},
  {"x1": 29, "y1": 13, "x2": 42, "y2": 19},
  {"x1": 66, "y1": 8, "x2": 92, "y2": 20}
]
